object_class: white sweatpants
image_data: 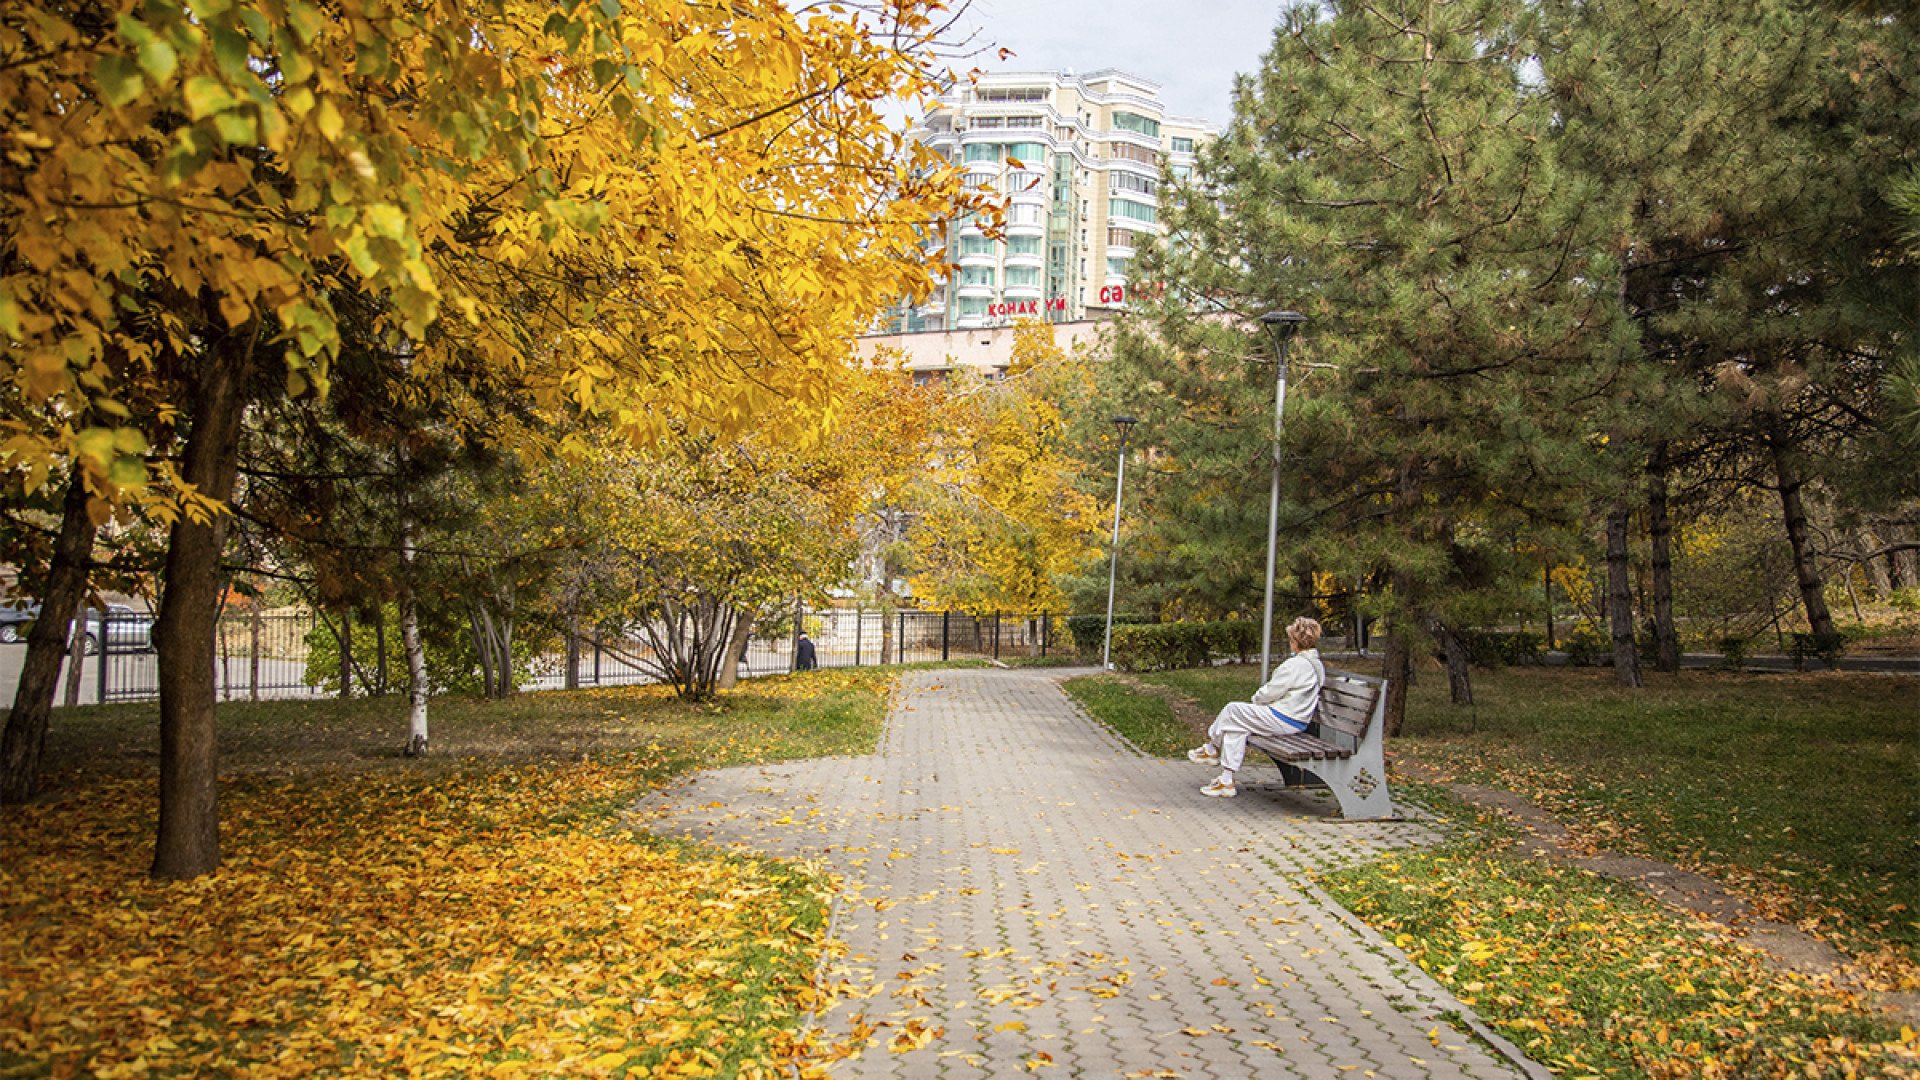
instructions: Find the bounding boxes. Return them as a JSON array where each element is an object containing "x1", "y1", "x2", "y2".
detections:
[{"x1": 1208, "y1": 701, "x2": 1308, "y2": 773}]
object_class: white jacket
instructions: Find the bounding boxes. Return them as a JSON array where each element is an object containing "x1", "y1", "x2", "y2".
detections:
[{"x1": 1251, "y1": 648, "x2": 1325, "y2": 722}]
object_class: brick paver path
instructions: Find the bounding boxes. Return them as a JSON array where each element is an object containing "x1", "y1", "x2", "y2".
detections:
[{"x1": 634, "y1": 668, "x2": 1538, "y2": 1078}]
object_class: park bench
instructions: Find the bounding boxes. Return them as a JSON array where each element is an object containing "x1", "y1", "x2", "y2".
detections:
[{"x1": 1245, "y1": 669, "x2": 1395, "y2": 820}]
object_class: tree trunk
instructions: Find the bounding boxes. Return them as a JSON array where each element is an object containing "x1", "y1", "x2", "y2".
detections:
[
  {"x1": 1432, "y1": 619, "x2": 1472, "y2": 705},
  {"x1": 716, "y1": 608, "x2": 755, "y2": 690},
  {"x1": 400, "y1": 526, "x2": 428, "y2": 757},
  {"x1": 63, "y1": 604, "x2": 88, "y2": 707},
  {"x1": 467, "y1": 601, "x2": 494, "y2": 696},
  {"x1": 0, "y1": 475, "x2": 98, "y2": 803},
  {"x1": 565, "y1": 610, "x2": 581, "y2": 691},
  {"x1": 1646, "y1": 448, "x2": 1680, "y2": 673},
  {"x1": 1381, "y1": 628, "x2": 1412, "y2": 738},
  {"x1": 1605, "y1": 506, "x2": 1643, "y2": 688},
  {"x1": 879, "y1": 602, "x2": 895, "y2": 665},
  {"x1": 153, "y1": 320, "x2": 255, "y2": 880},
  {"x1": 1766, "y1": 422, "x2": 1837, "y2": 640},
  {"x1": 373, "y1": 609, "x2": 388, "y2": 696}
]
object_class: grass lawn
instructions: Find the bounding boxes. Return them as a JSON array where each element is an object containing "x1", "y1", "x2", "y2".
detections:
[
  {"x1": 1068, "y1": 661, "x2": 1918, "y2": 1077},
  {"x1": 1058, "y1": 675, "x2": 1196, "y2": 757},
  {"x1": 1, "y1": 666, "x2": 922, "y2": 1078},
  {"x1": 1318, "y1": 790, "x2": 1913, "y2": 1078},
  {"x1": 1135, "y1": 662, "x2": 1919, "y2": 974}
]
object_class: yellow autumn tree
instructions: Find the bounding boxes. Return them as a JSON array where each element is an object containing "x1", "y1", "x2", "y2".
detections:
[
  {"x1": 0, "y1": 0, "x2": 984, "y2": 874},
  {"x1": 907, "y1": 323, "x2": 1101, "y2": 614}
]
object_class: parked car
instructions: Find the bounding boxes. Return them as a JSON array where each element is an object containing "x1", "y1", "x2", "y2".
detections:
[
  {"x1": 81, "y1": 604, "x2": 156, "y2": 655},
  {"x1": 0, "y1": 603, "x2": 40, "y2": 644},
  {"x1": 0, "y1": 602, "x2": 154, "y2": 652}
]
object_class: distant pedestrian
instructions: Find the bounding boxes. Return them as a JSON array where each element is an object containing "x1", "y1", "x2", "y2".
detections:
[
  {"x1": 1188, "y1": 617, "x2": 1325, "y2": 798},
  {"x1": 795, "y1": 632, "x2": 818, "y2": 672}
]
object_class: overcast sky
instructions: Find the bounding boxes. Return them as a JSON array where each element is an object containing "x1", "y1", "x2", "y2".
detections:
[{"x1": 943, "y1": 0, "x2": 1289, "y2": 126}]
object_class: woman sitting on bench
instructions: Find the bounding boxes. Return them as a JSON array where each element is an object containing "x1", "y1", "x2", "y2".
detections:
[{"x1": 1187, "y1": 617, "x2": 1325, "y2": 798}]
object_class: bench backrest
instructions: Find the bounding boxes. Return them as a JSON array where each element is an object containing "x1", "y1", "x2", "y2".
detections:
[{"x1": 1312, "y1": 670, "x2": 1383, "y2": 753}]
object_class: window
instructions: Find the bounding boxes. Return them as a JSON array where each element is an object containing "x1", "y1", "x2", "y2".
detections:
[
  {"x1": 1109, "y1": 142, "x2": 1159, "y2": 165},
  {"x1": 1108, "y1": 227, "x2": 1136, "y2": 248},
  {"x1": 1006, "y1": 266, "x2": 1041, "y2": 287},
  {"x1": 1111, "y1": 111, "x2": 1161, "y2": 138},
  {"x1": 1170, "y1": 136, "x2": 1195, "y2": 154},
  {"x1": 1006, "y1": 170, "x2": 1044, "y2": 194},
  {"x1": 964, "y1": 142, "x2": 1002, "y2": 163},
  {"x1": 1171, "y1": 164, "x2": 1192, "y2": 181},
  {"x1": 1008, "y1": 235, "x2": 1042, "y2": 256},
  {"x1": 960, "y1": 235, "x2": 997, "y2": 256},
  {"x1": 1110, "y1": 199, "x2": 1157, "y2": 224},
  {"x1": 977, "y1": 87, "x2": 1047, "y2": 103},
  {"x1": 1107, "y1": 257, "x2": 1130, "y2": 277},
  {"x1": 957, "y1": 298, "x2": 989, "y2": 316},
  {"x1": 960, "y1": 266, "x2": 995, "y2": 287},
  {"x1": 1005, "y1": 142, "x2": 1045, "y2": 164},
  {"x1": 1008, "y1": 203, "x2": 1042, "y2": 226},
  {"x1": 1110, "y1": 172, "x2": 1156, "y2": 195}
]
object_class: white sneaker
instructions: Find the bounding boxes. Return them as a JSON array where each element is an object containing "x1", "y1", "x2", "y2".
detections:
[
  {"x1": 1201, "y1": 779, "x2": 1236, "y2": 798},
  {"x1": 1187, "y1": 745, "x2": 1219, "y2": 764}
]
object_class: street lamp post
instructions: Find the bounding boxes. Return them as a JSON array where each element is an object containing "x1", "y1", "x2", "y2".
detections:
[
  {"x1": 1257, "y1": 311, "x2": 1306, "y2": 681},
  {"x1": 1101, "y1": 416, "x2": 1139, "y2": 670}
]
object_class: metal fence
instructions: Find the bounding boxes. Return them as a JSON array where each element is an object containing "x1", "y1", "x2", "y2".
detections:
[
  {"x1": 36, "y1": 607, "x2": 1075, "y2": 707},
  {"x1": 526, "y1": 610, "x2": 1067, "y2": 689},
  {"x1": 98, "y1": 610, "x2": 330, "y2": 705}
]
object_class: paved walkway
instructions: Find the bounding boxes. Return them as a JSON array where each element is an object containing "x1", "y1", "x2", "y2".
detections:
[{"x1": 632, "y1": 668, "x2": 1538, "y2": 1078}]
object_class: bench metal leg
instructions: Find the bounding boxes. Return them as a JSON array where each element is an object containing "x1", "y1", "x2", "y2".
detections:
[{"x1": 1304, "y1": 748, "x2": 1395, "y2": 819}]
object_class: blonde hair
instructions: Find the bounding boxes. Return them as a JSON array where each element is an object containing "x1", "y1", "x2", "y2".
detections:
[{"x1": 1287, "y1": 617, "x2": 1323, "y2": 650}]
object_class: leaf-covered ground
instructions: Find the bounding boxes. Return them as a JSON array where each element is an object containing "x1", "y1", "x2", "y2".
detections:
[
  {"x1": 1142, "y1": 663, "x2": 1919, "y2": 977},
  {"x1": 1, "y1": 668, "x2": 916, "y2": 1078},
  {"x1": 1098, "y1": 662, "x2": 1920, "y2": 1076},
  {"x1": 1320, "y1": 789, "x2": 1917, "y2": 1078}
]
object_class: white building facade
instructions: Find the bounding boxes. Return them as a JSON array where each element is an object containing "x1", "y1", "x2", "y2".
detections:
[{"x1": 888, "y1": 69, "x2": 1216, "y2": 333}]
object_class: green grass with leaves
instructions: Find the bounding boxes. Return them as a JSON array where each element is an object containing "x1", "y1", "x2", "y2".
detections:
[
  {"x1": 1319, "y1": 792, "x2": 1914, "y2": 1078},
  {"x1": 1058, "y1": 674, "x2": 1195, "y2": 757},
  {"x1": 1135, "y1": 662, "x2": 1919, "y2": 974}
]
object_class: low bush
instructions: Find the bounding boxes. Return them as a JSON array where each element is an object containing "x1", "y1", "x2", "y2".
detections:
[
  {"x1": 1461, "y1": 630, "x2": 1544, "y2": 667},
  {"x1": 1788, "y1": 631, "x2": 1846, "y2": 670},
  {"x1": 1716, "y1": 635, "x2": 1750, "y2": 670},
  {"x1": 1560, "y1": 624, "x2": 1606, "y2": 666},
  {"x1": 1109, "y1": 620, "x2": 1261, "y2": 672},
  {"x1": 1889, "y1": 586, "x2": 1920, "y2": 613},
  {"x1": 1065, "y1": 613, "x2": 1151, "y2": 657}
]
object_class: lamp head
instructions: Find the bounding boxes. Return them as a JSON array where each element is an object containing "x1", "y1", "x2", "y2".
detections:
[
  {"x1": 1111, "y1": 415, "x2": 1138, "y2": 443},
  {"x1": 1259, "y1": 310, "x2": 1307, "y2": 345}
]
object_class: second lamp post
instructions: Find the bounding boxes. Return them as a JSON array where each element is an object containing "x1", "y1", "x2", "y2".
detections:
[
  {"x1": 1257, "y1": 311, "x2": 1306, "y2": 681},
  {"x1": 1101, "y1": 415, "x2": 1138, "y2": 670}
]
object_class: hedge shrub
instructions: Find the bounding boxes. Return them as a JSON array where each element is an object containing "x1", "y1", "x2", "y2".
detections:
[
  {"x1": 1065, "y1": 613, "x2": 1151, "y2": 657},
  {"x1": 1108, "y1": 620, "x2": 1262, "y2": 672}
]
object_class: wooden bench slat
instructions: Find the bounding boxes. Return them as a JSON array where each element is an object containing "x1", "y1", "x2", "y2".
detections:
[{"x1": 1320, "y1": 683, "x2": 1379, "y2": 709}]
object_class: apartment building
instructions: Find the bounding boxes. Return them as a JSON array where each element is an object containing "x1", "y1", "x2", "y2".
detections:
[{"x1": 886, "y1": 69, "x2": 1216, "y2": 333}]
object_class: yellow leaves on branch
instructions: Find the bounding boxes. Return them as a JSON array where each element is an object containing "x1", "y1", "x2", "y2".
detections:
[
  {"x1": 2, "y1": 0, "x2": 989, "y2": 507},
  {"x1": 0, "y1": 760, "x2": 841, "y2": 1077},
  {"x1": 909, "y1": 324, "x2": 1102, "y2": 613}
]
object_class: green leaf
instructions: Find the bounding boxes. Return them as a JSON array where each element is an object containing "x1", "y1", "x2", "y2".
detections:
[
  {"x1": 94, "y1": 54, "x2": 146, "y2": 107},
  {"x1": 182, "y1": 76, "x2": 233, "y2": 119},
  {"x1": 137, "y1": 38, "x2": 178, "y2": 82},
  {"x1": 73, "y1": 428, "x2": 116, "y2": 469},
  {"x1": 598, "y1": 0, "x2": 620, "y2": 20},
  {"x1": 213, "y1": 26, "x2": 251, "y2": 78},
  {"x1": 109, "y1": 455, "x2": 148, "y2": 490},
  {"x1": 213, "y1": 111, "x2": 257, "y2": 145}
]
